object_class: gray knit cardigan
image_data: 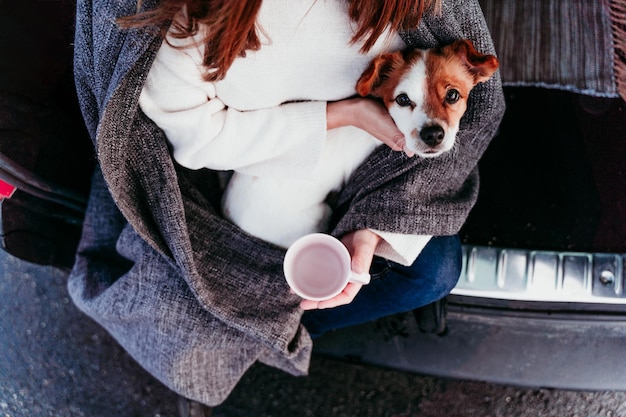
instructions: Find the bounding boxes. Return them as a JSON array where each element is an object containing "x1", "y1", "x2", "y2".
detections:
[{"x1": 68, "y1": 0, "x2": 505, "y2": 406}]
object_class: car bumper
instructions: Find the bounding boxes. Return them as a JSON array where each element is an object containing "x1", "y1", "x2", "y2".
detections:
[{"x1": 313, "y1": 245, "x2": 626, "y2": 390}]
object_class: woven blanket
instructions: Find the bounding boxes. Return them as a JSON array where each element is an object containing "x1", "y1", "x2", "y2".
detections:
[{"x1": 479, "y1": 0, "x2": 626, "y2": 100}]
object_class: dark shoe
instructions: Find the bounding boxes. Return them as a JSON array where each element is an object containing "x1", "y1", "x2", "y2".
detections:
[
  {"x1": 413, "y1": 298, "x2": 448, "y2": 335},
  {"x1": 177, "y1": 395, "x2": 213, "y2": 417}
]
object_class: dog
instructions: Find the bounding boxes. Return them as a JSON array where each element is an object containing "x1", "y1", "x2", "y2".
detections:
[{"x1": 221, "y1": 39, "x2": 499, "y2": 248}]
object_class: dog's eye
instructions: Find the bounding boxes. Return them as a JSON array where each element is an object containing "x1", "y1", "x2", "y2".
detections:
[
  {"x1": 395, "y1": 93, "x2": 413, "y2": 107},
  {"x1": 445, "y1": 89, "x2": 460, "y2": 104}
]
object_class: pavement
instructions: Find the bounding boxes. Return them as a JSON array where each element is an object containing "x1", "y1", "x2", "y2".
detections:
[{"x1": 2, "y1": 248, "x2": 626, "y2": 417}]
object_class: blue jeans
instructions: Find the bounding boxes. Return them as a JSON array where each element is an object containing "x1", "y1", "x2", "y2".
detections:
[{"x1": 301, "y1": 235, "x2": 462, "y2": 338}]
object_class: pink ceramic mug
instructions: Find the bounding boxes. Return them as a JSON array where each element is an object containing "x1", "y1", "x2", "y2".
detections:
[{"x1": 283, "y1": 233, "x2": 371, "y2": 301}]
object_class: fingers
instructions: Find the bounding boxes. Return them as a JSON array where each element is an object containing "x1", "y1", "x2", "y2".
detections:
[
  {"x1": 298, "y1": 231, "x2": 380, "y2": 311},
  {"x1": 332, "y1": 97, "x2": 407, "y2": 153},
  {"x1": 299, "y1": 282, "x2": 363, "y2": 310},
  {"x1": 343, "y1": 229, "x2": 380, "y2": 274},
  {"x1": 386, "y1": 134, "x2": 406, "y2": 152},
  {"x1": 365, "y1": 108, "x2": 405, "y2": 151},
  {"x1": 403, "y1": 145, "x2": 415, "y2": 157}
]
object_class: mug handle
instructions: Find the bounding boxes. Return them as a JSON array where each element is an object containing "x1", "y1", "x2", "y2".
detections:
[{"x1": 349, "y1": 272, "x2": 371, "y2": 285}]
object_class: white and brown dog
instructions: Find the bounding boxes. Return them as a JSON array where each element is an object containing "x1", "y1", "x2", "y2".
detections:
[{"x1": 222, "y1": 39, "x2": 499, "y2": 248}]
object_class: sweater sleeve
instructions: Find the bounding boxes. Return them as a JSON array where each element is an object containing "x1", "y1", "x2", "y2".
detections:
[
  {"x1": 138, "y1": 37, "x2": 327, "y2": 179},
  {"x1": 371, "y1": 230, "x2": 432, "y2": 266}
]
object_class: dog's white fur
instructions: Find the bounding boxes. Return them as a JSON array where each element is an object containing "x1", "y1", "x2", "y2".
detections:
[{"x1": 221, "y1": 40, "x2": 499, "y2": 248}]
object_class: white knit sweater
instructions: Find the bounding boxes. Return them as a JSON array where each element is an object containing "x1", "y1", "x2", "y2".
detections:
[{"x1": 139, "y1": 0, "x2": 431, "y2": 264}]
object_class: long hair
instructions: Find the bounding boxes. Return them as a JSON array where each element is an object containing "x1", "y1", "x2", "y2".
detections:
[{"x1": 118, "y1": 0, "x2": 440, "y2": 81}]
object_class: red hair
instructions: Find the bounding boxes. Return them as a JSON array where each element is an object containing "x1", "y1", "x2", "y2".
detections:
[{"x1": 118, "y1": 0, "x2": 439, "y2": 81}]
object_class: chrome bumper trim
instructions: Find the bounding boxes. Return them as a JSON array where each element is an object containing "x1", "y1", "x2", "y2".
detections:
[{"x1": 453, "y1": 245, "x2": 626, "y2": 304}]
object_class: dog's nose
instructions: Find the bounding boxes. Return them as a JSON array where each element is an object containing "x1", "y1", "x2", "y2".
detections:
[{"x1": 420, "y1": 126, "x2": 445, "y2": 147}]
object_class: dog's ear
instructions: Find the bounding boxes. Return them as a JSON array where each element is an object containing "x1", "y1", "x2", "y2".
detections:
[
  {"x1": 451, "y1": 39, "x2": 499, "y2": 84},
  {"x1": 356, "y1": 51, "x2": 403, "y2": 97}
]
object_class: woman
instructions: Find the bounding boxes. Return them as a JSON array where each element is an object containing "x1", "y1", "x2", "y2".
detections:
[{"x1": 69, "y1": 0, "x2": 505, "y2": 408}]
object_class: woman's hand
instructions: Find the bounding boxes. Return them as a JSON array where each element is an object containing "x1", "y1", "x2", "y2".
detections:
[
  {"x1": 327, "y1": 97, "x2": 413, "y2": 156},
  {"x1": 299, "y1": 229, "x2": 381, "y2": 310}
]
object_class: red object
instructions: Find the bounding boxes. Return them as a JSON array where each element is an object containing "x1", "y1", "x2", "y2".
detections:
[{"x1": 0, "y1": 179, "x2": 16, "y2": 199}]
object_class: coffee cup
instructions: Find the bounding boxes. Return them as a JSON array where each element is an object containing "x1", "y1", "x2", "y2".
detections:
[{"x1": 283, "y1": 233, "x2": 371, "y2": 301}]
